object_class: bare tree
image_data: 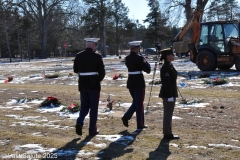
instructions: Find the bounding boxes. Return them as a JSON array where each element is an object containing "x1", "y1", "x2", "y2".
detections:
[
  {"x1": 111, "y1": 0, "x2": 129, "y2": 56},
  {"x1": 162, "y1": 0, "x2": 208, "y2": 23},
  {"x1": 205, "y1": 0, "x2": 239, "y2": 21},
  {"x1": 15, "y1": 0, "x2": 72, "y2": 58},
  {"x1": 82, "y1": 0, "x2": 111, "y2": 57},
  {"x1": 0, "y1": 0, "x2": 15, "y2": 62}
]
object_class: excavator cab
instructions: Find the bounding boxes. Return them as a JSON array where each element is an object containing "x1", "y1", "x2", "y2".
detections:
[
  {"x1": 190, "y1": 21, "x2": 240, "y2": 71},
  {"x1": 199, "y1": 21, "x2": 239, "y2": 53}
]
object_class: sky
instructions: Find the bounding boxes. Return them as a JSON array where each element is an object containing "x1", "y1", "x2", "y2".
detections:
[{"x1": 121, "y1": 0, "x2": 150, "y2": 25}]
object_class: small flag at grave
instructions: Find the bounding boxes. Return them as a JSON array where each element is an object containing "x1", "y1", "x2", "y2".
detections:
[{"x1": 180, "y1": 83, "x2": 185, "y2": 87}]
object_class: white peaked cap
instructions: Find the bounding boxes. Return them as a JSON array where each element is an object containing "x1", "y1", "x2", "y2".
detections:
[
  {"x1": 128, "y1": 41, "x2": 142, "y2": 47},
  {"x1": 84, "y1": 38, "x2": 100, "y2": 43}
]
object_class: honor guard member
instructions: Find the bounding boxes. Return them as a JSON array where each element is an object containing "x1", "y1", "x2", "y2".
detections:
[
  {"x1": 73, "y1": 38, "x2": 105, "y2": 136},
  {"x1": 121, "y1": 41, "x2": 151, "y2": 130},
  {"x1": 159, "y1": 48, "x2": 179, "y2": 139}
]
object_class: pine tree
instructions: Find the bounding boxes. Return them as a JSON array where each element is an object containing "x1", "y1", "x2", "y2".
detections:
[
  {"x1": 143, "y1": 0, "x2": 171, "y2": 45},
  {"x1": 82, "y1": 0, "x2": 111, "y2": 57}
]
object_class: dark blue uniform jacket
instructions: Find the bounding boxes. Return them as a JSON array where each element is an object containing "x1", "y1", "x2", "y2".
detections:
[
  {"x1": 73, "y1": 48, "x2": 105, "y2": 91},
  {"x1": 125, "y1": 52, "x2": 151, "y2": 89}
]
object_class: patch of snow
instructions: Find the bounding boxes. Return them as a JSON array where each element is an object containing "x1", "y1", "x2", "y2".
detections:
[
  {"x1": 58, "y1": 111, "x2": 80, "y2": 119},
  {"x1": 0, "y1": 139, "x2": 11, "y2": 145},
  {"x1": 6, "y1": 99, "x2": 18, "y2": 105},
  {"x1": 208, "y1": 143, "x2": 240, "y2": 149},
  {"x1": 37, "y1": 105, "x2": 65, "y2": 113},
  {"x1": 195, "y1": 116, "x2": 211, "y2": 119},
  {"x1": 120, "y1": 103, "x2": 131, "y2": 108},
  {"x1": 5, "y1": 115, "x2": 20, "y2": 118},
  {"x1": 96, "y1": 135, "x2": 134, "y2": 146},
  {"x1": 176, "y1": 103, "x2": 209, "y2": 109},
  {"x1": 84, "y1": 142, "x2": 106, "y2": 148},
  {"x1": 99, "y1": 109, "x2": 115, "y2": 115},
  {"x1": 96, "y1": 135, "x2": 122, "y2": 142},
  {"x1": 170, "y1": 143, "x2": 179, "y2": 147},
  {"x1": 231, "y1": 139, "x2": 239, "y2": 142},
  {"x1": 32, "y1": 132, "x2": 43, "y2": 136},
  {"x1": 173, "y1": 116, "x2": 182, "y2": 120},
  {"x1": 185, "y1": 145, "x2": 207, "y2": 149}
]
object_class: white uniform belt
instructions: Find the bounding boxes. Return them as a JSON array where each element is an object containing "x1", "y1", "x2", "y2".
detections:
[
  {"x1": 128, "y1": 71, "x2": 142, "y2": 75},
  {"x1": 79, "y1": 72, "x2": 98, "y2": 76}
]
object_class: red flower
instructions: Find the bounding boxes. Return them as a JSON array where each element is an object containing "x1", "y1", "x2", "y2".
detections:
[
  {"x1": 213, "y1": 77, "x2": 219, "y2": 81},
  {"x1": 8, "y1": 76, "x2": 13, "y2": 82},
  {"x1": 68, "y1": 103, "x2": 77, "y2": 110},
  {"x1": 47, "y1": 96, "x2": 57, "y2": 101},
  {"x1": 113, "y1": 74, "x2": 119, "y2": 80}
]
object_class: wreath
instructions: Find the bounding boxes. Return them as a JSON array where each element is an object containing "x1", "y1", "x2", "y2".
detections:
[{"x1": 40, "y1": 96, "x2": 61, "y2": 107}]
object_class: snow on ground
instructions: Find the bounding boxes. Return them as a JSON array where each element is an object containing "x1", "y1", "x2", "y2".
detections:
[{"x1": 1, "y1": 56, "x2": 240, "y2": 158}]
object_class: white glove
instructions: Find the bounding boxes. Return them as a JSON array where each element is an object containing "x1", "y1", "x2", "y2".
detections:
[{"x1": 168, "y1": 97, "x2": 174, "y2": 102}]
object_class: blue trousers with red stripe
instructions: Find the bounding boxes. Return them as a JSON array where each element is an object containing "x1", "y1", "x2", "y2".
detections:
[
  {"x1": 123, "y1": 88, "x2": 145, "y2": 128},
  {"x1": 77, "y1": 89, "x2": 100, "y2": 135}
]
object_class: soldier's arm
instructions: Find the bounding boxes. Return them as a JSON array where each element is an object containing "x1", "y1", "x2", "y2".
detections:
[
  {"x1": 139, "y1": 56, "x2": 151, "y2": 74},
  {"x1": 97, "y1": 56, "x2": 105, "y2": 81},
  {"x1": 73, "y1": 56, "x2": 79, "y2": 73}
]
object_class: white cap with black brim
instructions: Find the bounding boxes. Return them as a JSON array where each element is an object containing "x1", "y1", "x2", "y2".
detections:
[{"x1": 84, "y1": 38, "x2": 100, "y2": 43}]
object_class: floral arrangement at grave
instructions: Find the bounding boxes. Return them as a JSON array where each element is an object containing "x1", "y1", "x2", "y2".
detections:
[
  {"x1": 179, "y1": 98, "x2": 204, "y2": 105},
  {"x1": 8, "y1": 76, "x2": 13, "y2": 82},
  {"x1": 198, "y1": 73, "x2": 210, "y2": 78},
  {"x1": 5, "y1": 76, "x2": 14, "y2": 83},
  {"x1": 60, "y1": 103, "x2": 80, "y2": 113},
  {"x1": 68, "y1": 72, "x2": 73, "y2": 77},
  {"x1": 203, "y1": 76, "x2": 228, "y2": 85},
  {"x1": 45, "y1": 73, "x2": 60, "y2": 79},
  {"x1": 112, "y1": 74, "x2": 119, "y2": 80},
  {"x1": 40, "y1": 96, "x2": 61, "y2": 107},
  {"x1": 118, "y1": 73, "x2": 126, "y2": 79},
  {"x1": 113, "y1": 73, "x2": 126, "y2": 80},
  {"x1": 149, "y1": 80, "x2": 162, "y2": 85}
]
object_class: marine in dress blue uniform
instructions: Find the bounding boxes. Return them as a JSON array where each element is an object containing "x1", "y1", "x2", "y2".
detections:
[
  {"x1": 121, "y1": 41, "x2": 151, "y2": 130},
  {"x1": 73, "y1": 38, "x2": 105, "y2": 136},
  {"x1": 159, "y1": 48, "x2": 179, "y2": 139}
]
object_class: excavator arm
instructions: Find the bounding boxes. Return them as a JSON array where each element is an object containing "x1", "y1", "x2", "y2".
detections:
[
  {"x1": 173, "y1": 9, "x2": 203, "y2": 42},
  {"x1": 172, "y1": 9, "x2": 203, "y2": 56}
]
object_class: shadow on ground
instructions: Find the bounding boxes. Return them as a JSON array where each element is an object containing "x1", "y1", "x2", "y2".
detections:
[
  {"x1": 42, "y1": 136, "x2": 94, "y2": 160},
  {"x1": 147, "y1": 138, "x2": 171, "y2": 160},
  {"x1": 97, "y1": 130, "x2": 142, "y2": 159}
]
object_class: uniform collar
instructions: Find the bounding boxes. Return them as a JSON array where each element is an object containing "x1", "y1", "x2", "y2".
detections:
[
  {"x1": 86, "y1": 48, "x2": 95, "y2": 53},
  {"x1": 164, "y1": 60, "x2": 172, "y2": 65},
  {"x1": 130, "y1": 51, "x2": 138, "y2": 54}
]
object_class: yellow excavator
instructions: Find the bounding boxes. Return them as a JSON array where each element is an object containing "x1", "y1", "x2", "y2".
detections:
[{"x1": 172, "y1": 9, "x2": 240, "y2": 71}]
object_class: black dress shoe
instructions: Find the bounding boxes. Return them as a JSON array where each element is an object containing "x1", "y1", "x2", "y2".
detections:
[
  {"x1": 89, "y1": 130, "x2": 99, "y2": 136},
  {"x1": 75, "y1": 124, "x2": 82, "y2": 136},
  {"x1": 121, "y1": 117, "x2": 128, "y2": 127},
  {"x1": 137, "y1": 125, "x2": 148, "y2": 130},
  {"x1": 164, "y1": 134, "x2": 180, "y2": 140}
]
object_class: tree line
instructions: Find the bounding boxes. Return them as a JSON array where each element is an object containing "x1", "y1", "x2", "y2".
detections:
[{"x1": 0, "y1": 0, "x2": 239, "y2": 61}]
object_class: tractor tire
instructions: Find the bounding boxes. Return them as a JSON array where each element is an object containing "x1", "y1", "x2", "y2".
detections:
[
  {"x1": 218, "y1": 64, "x2": 234, "y2": 70},
  {"x1": 235, "y1": 58, "x2": 240, "y2": 71},
  {"x1": 196, "y1": 50, "x2": 217, "y2": 71}
]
